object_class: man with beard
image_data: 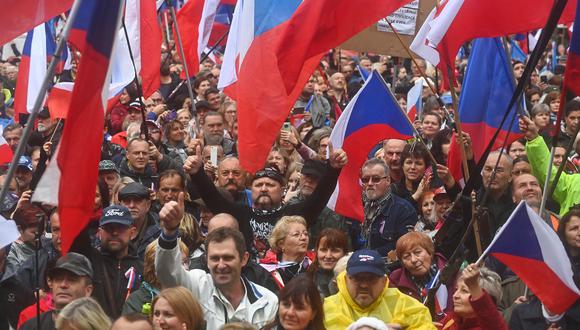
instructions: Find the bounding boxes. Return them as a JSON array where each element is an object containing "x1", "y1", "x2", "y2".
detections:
[
  {"x1": 118, "y1": 183, "x2": 160, "y2": 259},
  {"x1": 359, "y1": 158, "x2": 417, "y2": 255},
  {"x1": 216, "y1": 156, "x2": 251, "y2": 206},
  {"x1": 19, "y1": 253, "x2": 94, "y2": 330},
  {"x1": 287, "y1": 159, "x2": 353, "y2": 248},
  {"x1": 75, "y1": 205, "x2": 143, "y2": 319},
  {"x1": 28, "y1": 107, "x2": 62, "y2": 150},
  {"x1": 202, "y1": 111, "x2": 236, "y2": 156},
  {"x1": 183, "y1": 145, "x2": 347, "y2": 258}
]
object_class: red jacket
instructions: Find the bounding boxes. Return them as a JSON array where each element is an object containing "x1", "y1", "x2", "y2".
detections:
[
  {"x1": 438, "y1": 290, "x2": 508, "y2": 330},
  {"x1": 389, "y1": 253, "x2": 456, "y2": 315}
]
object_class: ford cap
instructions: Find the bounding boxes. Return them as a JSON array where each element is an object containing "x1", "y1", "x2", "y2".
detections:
[
  {"x1": 347, "y1": 249, "x2": 386, "y2": 277},
  {"x1": 100, "y1": 205, "x2": 133, "y2": 227}
]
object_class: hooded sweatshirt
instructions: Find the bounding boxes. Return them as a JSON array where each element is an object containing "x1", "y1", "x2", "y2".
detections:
[{"x1": 323, "y1": 272, "x2": 435, "y2": 330}]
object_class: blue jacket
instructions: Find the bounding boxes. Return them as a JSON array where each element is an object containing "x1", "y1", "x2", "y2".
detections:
[{"x1": 366, "y1": 194, "x2": 417, "y2": 255}]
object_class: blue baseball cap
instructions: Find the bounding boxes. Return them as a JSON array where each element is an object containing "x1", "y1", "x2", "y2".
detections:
[
  {"x1": 100, "y1": 205, "x2": 133, "y2": 227},
  {"x1": 17, "y1": 156, "x2": 33, "y2": 172},
  {"x1": 347, "y1": 249, "x2": 386, "y2": 277}
]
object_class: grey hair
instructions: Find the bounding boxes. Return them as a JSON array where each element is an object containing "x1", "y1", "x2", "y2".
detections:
[{"x1": 361, "y1": 157, "x2": 390, "y2": 177}]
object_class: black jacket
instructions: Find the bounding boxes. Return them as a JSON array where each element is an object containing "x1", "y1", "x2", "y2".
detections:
[
  {"x1": 364, "y1": 194, "x2": 417, "y2": 255},
  {"x1": 71, "y1": 227, "x2": 143, "y2": 319},
  {"x1": 118, "y1": 155, "x2": 182, "y2": 189},
  {"x1": 510, "y1": 297, "x2": 580, "y2": 330}
]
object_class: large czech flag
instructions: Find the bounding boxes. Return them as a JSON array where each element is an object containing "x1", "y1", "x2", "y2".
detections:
[
  {"x1": 410, "y1": 0, "x2": 576, "y2": 68},
  {"x1": 218, "y1": 0, "x2": 410, "y2": 173},
  {"x1": 457, "y1": 38, "x2": 523, "y2": 162},
  {"x1": 32, "y1": 0, "x2": 124, "y2": 254},
  {"x1": 483, "y1": 201, "x2": 580, "y2": 314},
  {"x1": 327, "y1": 71, "x2": 414, "y2": 221},
  {"x1": 13, "y1": 22, "x2": 56, "y2": 121}
]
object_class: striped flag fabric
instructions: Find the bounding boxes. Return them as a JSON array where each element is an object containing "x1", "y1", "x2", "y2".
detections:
[
  {"x1": 327, "y1": 71, "x2": 414, "y2": 220},
  {"x1": 32, "y1": 0, "x2": 124, "y2": 254},
  {"x1": 13, "y1": 23, "x2": 56, "y2": 120},
  {"x1": 483, "y1": 201, "x2": 580, "y2": 314}
]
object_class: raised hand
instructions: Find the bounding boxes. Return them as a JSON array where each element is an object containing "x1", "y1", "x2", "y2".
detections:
[
  {"x1": 183, "y1": 145, "x2": 203, "y2": 175},
  {"x1": 328, "y1": 142, "x2": 348, "y2": 169},
  {"x1": 518, "y1": 116, "x2": 539, "y2": 141},
  {"x1": 159, "y1": 191, "x2": 184, "y2": 236}
]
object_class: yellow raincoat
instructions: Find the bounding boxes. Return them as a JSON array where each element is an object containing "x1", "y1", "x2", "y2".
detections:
[{"x1": 324, "y1": 272, "x2": 436, "y2": 330}]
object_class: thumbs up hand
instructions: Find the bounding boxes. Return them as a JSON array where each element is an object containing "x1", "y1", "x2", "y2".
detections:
[
  {"x1": 159, "y1": 192, "x2": 185, "y2": 236},
  {"x1": 183, "y1": 145, "x2": 203, "y2": 175},
  {"x1": 328, "y1": 141, "x2": 348, "y2": 169}
]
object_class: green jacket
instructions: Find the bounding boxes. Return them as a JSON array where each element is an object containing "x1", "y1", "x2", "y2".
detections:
[{"x1": 526, "y1": 136, "x2": 580, "y2": 215}]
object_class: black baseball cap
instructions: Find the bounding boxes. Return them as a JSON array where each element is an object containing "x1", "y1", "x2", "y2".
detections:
[
  {"x1": 301, "y1": 160, "x2": 326, "y2": 180},
  {"x1": 118, "y1": 182, "x2": 149, "y2": 201},
  {"x1": 48, "y1": 253, "x2": 93, "y2": 279}
]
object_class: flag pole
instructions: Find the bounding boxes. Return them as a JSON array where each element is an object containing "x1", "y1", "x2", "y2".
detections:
[
  {"x1": 167, "y1": 0, "x2": 196, "y2": 115},
  {"x1": 0, "y1": 0, "x2": 83, "y2": 206},
  {"x1": 385, "y1": 19, "x2": 470, "y2": 178},
  {"x1": 446, "y1": 66, "x2": 470, "y2": 181}
]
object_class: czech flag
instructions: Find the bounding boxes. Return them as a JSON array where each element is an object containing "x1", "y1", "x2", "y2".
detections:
[
  {"x1": 457, "y1": 38, "x2": 523, "y2": 162},
  {"x1": 124, "y1": 0, "x2": 162, "y2": 98},
  {"x1": 327, "y1": 71, "x2": 414, "y2": 221},
  {"x1": 410, "y1": 0, "x2": 576, "y2": 69},
  {"x1": 0, "y1": 0, "x2": 73, "y2": 47},
  {"x1": 406, "y1": 77, "x2": 423, "y2": 121},
  {"x1": 13, "y1": 22, "x2": 56, "y2": 121},
  {"x1": 32, "y1": 0, "x2": 124, "y2": 254},
  {"x1": 176, "y1": 0, "x2": 221, "y2": 77},
  {"x1": 218, "y1": 0, "x2": 409, "y2": 173},
  {"x1": 483, "y1": 201, "x2": 580, "y2": 314}
]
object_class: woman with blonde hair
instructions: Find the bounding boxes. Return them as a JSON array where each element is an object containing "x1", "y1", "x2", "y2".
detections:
[
  {"x1": 123, "y1": 240, "x2": 190, "y2": 315},
  {"x1": 151, "y1": 286, "x2": 205, "y2": 330},
  {"x1": 260, "y1": 216, "x2": 314, "y2": 289},
  {"x1": 55, "y1": 297, "x2": 111, "y2": 330}
]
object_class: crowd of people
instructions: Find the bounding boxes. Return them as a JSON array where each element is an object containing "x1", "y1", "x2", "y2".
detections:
[{"x1": 0, "y1": 13, "x2": 580, "y2": 330}]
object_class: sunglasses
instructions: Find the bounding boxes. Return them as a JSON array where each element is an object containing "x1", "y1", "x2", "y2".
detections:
[{"x1": 360, "y1": 176, "x2": 388, "y2": 184}]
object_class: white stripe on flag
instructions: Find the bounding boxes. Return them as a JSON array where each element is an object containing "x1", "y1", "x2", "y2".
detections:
[
  {"x1": 198, "y1": 0, "x2": 221, "y2": 59},
  {"x1": 27, "y1": 24, "x2": 48, "y2": 113}
]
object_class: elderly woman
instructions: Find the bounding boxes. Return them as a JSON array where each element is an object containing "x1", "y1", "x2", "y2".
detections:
[
  {"x1": 440, "y1": 263, "x2": 507, "y2": 329},
  {"x1": 309, "y1": 228, "x2": 349, "y2": 297},
  {"x1": 260, "y1": 216, "x2": 314, "y2": 289},
  {"x1": 390, "y1": 232, "x2": 454, "y2": 317}
]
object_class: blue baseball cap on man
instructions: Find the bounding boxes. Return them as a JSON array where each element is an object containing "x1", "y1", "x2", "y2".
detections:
[
  {"x1": 17, "y1": 156, "x2": 33, "y2": 172},
  {"x1": 100, "y1": 205, "x2": 133, "y2": 227},
  {"x1": 347, "y1": 249, "x2": 386, "y2": 277}
]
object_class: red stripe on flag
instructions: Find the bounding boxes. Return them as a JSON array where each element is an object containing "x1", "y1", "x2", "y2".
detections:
[
  {"x1": 493, "y1": 252, "x2": 580, "y2": 314},
  {"x1": 0, "y1": 0, "x2": 73, "y2": 46},
  {"x1": 141, "y1": 0, "x2": 162, "y2": 98}
]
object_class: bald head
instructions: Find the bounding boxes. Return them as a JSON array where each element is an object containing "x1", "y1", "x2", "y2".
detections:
[
  {"x1": 207, "y1": 213, "x2": 239, "y2": 233},
  {"x1": 111, "y1": 315, "x2": 152, "y2": 330}
]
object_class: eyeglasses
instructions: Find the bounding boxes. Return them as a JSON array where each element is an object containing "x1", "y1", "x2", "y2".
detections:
[
  {"x1": 288, "y1": 231, "x2": 308, "y2": 239},
  {"x1": 360, "y1": 176, "x2": 388, "y2": 184}
]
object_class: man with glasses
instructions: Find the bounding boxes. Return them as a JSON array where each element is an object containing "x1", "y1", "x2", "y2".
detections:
[{"x1": 360, "y1": 158, "x2": 417, "y2": 255}]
